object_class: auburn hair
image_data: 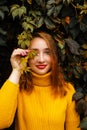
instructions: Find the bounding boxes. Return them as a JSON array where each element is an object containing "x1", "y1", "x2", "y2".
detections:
[{"x1": 19, "y1": 31, "x2": 68, "y2": 96}]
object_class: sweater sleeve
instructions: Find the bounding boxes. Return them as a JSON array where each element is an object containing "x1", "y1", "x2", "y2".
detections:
[
  {"x1": 0, "y1": 80, "x2": 19, "y2": 129},
  {"x1": 65, "y1": 83, "x2": 81, "y2": 130}
]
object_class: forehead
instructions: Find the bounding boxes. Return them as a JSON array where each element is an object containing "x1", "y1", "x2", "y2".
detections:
[{"x1": 30, "y1": 37, "x2": 49, "y2": 49}]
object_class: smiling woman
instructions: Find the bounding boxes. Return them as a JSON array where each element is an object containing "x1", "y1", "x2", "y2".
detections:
[{"x1": 0, "y1": 31, "x2": 81, "y2": 130}]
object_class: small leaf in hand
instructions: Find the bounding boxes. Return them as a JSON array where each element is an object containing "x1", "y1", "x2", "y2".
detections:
[{"x1": 20, "y1": 50, "x2": 37, "y2": 74}]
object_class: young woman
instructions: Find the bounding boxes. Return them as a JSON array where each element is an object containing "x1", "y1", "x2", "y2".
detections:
[{"x1": 0, "y1": 32, "x2": 81, "y2": 130}]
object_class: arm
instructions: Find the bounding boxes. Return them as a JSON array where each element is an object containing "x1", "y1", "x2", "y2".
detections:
[
  {"x1": 0, "y1": 48, "x2": 29, "y2": 129},
  {"x1": 0, "y1": 80, "x2": 19, "y2": 128},
  {"x1": 65, "y1": 84, "x2": 81, "y2": 130}
]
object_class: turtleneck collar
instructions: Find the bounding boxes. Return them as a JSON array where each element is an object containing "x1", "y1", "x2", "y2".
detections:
[{"x1": 31, "y1": 71, "x2": 52, "y2": 87}]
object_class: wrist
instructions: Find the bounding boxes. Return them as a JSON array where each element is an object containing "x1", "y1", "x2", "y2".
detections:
[{"x1": 8, "y1": 69, "x2": 21, "y2": 84}]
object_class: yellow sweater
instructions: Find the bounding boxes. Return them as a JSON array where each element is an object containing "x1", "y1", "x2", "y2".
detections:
[{"x1": 0, "y1": 72, "x2": 81, "y2": 130}]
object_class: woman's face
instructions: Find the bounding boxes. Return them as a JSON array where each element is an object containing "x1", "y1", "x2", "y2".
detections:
[{"x1": 29, "y1": 37, "x2": 52, "y2": 75}]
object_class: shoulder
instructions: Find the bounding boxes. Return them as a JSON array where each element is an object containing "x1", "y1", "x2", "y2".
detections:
[{"x1": 65, "y1": 82, "x2": 76, "y2": 96}]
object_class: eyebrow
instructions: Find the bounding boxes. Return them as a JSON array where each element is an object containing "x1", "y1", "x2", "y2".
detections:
[{"x1": 30, "y1": 48, "x2": 50, "y2": 51}]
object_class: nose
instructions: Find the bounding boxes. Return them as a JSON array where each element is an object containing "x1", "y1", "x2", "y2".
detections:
[{"x1": 37, "y1": 53, "x2": 45, "y2": 63}]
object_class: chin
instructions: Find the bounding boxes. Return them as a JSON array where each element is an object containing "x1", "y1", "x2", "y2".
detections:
[{"x1": 35, "y1": 70, "x2": 48, "y2": 75}]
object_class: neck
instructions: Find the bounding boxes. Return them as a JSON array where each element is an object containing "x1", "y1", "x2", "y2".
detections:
[{"x1": 31, "y1": 71, "x2": 52, "y2": 87}]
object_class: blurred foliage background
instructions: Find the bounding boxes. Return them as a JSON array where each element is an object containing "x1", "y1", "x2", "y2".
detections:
[{"x1": 0, "y1": 0, "x2": 87, "y2": 129}]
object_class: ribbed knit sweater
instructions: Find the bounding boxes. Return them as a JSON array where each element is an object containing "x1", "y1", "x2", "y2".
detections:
[{"x1": 0, "y1": 72, "x2": 81, "y2": 130}]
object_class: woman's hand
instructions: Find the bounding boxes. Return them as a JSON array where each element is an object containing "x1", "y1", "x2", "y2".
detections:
[
  {"x1": 8, "y1": 48, "x2": 29, "y2": 84},
  {"x1": 10, "y1": 48, "x2": 29, "y2": 71}
]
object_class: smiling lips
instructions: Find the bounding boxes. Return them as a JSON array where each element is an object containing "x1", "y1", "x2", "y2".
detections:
[{"x1": 36, "y1": 65, "x2": 47, "y2": 69}]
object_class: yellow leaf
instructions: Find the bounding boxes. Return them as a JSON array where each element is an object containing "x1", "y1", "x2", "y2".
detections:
[{"x1": 20, "y1": 50, "x2": 37, "y2": 74}]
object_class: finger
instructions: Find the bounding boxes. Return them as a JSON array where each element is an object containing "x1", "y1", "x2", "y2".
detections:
[{"x1": 12, "y1": 48, "x2": 29, "y2": 57}]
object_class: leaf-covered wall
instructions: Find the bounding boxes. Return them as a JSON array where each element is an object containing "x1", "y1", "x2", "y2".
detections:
[{"x1": 0, "y1": 0, "x2": 87, "y2": 129}]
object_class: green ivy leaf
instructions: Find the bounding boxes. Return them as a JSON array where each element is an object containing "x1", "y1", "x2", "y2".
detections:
[
  {"x1": 0, "y1": 6, "x2": 9, "y2": 12},
  {"x1": 17, "y1": 31, "x2": 32, "y2": 49},
  {"x1": 47, "y1": 0, "x2": 55, "y2": 5},
  {"x1": 44, "y1": 17, "x2": 55, "y2": 29},
  {"x1": 0, "y1": 38, "x2": 7, "y2": 46},
  {"x1": 10, "y1": 5, "x2": 26, "y2": 19},
  {"x1": 18, "y1": 6, "x2": 26, "y2": 18},
  {"x1": 65, "y1": 38, "x2": 80, "y2": 55},
  {"x1": 53, "y1": 4, "x2": 62, "y2": 17},
  {"x1": 79, "y1": 116, "x2": 87, "y2": 129},
  {"x1": 36, "y1": 17, "x2": 44, "y2": 28},
  {"x1": 0, "y1": 10, "x2": 4, "y2": 19},
  {"x1": 63, "y1": 0, "x2": 72, "y2": 4},
  {"x1": 80, "y1": 22, "x2": 87, "y2": 32},
  {"x1": 22, "y1": 22, "x2": 34, "y2": 32},
  {"x1": 47, "y1": 6, "x2": 54, "y2": 16},
  {"x1": 0, "y1": 28, "x2": 7, "y2": 35},
  {"x1": 72, "y1": 92, "x2": 84, "y2": 101}
]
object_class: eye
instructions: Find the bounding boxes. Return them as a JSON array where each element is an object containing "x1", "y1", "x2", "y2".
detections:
[{"x1": 44, "y1": 50, "x2": 51, "y2": 55}]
